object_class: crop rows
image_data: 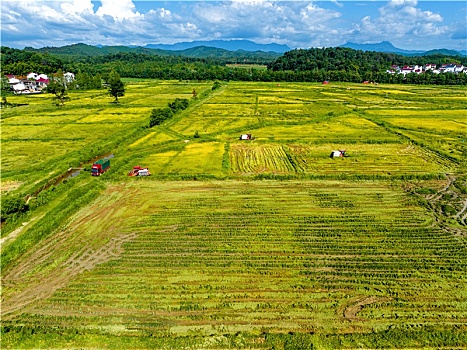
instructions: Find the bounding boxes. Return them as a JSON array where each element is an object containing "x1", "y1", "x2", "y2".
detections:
[
  {"x1": 126, "y1": 82, "x2": 464, "y2": 178},
  {"x1": 3, "y1": 181, "x2": 465, "y2": 339},
  {"x1": 229, "y1": 144, "x2": 295, "y2": 174}
]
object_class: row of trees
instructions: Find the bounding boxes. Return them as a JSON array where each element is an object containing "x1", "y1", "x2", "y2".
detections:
[
  {"x1": 72, "y1": 72, "x2": 103, "y2": 90},
  {"x1": 267, "y1": 47, "x2": 466, "y2": 72},
  {"x1": 149, "y1": 98, "x2": 190, "y2": 127},
  {"x1": 79, "y1": 62, "x2": 466, "y2": 85}
]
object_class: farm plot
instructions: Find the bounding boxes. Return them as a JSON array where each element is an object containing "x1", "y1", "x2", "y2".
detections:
[
  {"x1": 286, "y1": 143, "x2": 452, "y2": 175},
  {"x1": 128, "y1": 82, "x2": 465, "y2": 178},
  {"x1": 249, "y1": 115, "x2": 399, "y2": 144},
  {"x1": 364, "y1": 108, "x2": 467, "y2": 166},
  {"x1": 138, "y1": 141, "x2": 225, "y2": 176},
  {"x1": 228, "y1": 142, "x2": 450, "y2": 176},
  {"x1": 2, "y1": 180, "x2": 466, "y2": 347},
  {"x1": 128, "y1": 131, "x2": 177, "y2": 149},
  {"x1": 171, "y1": 107, "x2": 257, "y2": 136},
  {"x1": 0, "y1": 81, "x2": 207, "y2": 193},
  {"x1": 2, "y1": 82, "x2": 467, "y2": 349},
  {"x1": 124, "y1": 81, "x2": 211, "y2": 106},
  {"x1": 230, "y1": 143, "x2": 295, "y2": 174}
]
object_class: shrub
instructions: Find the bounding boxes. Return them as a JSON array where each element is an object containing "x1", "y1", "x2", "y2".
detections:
[
  {"x1": 168, "y1": 98, "x2": 189, "y2": 113},
  {"x1": 1, "y1": 195, "x2": 29, "y2": 221},
  {"x1": 441, "y1": 203, "x2": 456, "y2": 216},
  {"x1": 149, "y1": 107, "x2": 173, "y2": 127},
  {"x1": 149, "y1": 98, "x2": 189, "y2": 128}
]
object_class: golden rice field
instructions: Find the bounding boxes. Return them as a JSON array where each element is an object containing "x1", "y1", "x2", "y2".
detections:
[{"x1": 1, "y1": 81, "x2": 466, "y2": 349}]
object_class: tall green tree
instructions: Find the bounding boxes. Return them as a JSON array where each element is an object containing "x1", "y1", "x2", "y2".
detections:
[
  {"x1": 107, "y1": 70, "x2": 125, "y2": 103},
  {"x1": 1, "y1": 73, "x2": 12, "y2": 105},
  {"x1": 46, "y1": 69, "x2": 70, "y2": 107}
]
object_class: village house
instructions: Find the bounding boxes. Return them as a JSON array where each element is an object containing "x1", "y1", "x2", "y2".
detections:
[
  {"x1": 400, "y1": 66, "x2": 414, "y2": 75},
  {"x1": 7, "y1": 72, "x2": 74, "y2": 94},
  {"x1": 388, "y1": 62, "x2": 466, "y2": 75}
]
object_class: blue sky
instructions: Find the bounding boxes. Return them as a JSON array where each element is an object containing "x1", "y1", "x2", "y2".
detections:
[{"x1": 1, "y1": 1, "x2": 466, "y2": 51}]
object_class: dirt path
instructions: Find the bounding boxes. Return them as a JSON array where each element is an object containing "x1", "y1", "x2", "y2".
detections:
[
  {"x1": 427, "y1": 174, "x2": 455, "y2": 202},
  {"x1": 343, "y1": 296, "x2": 390, "y2": 322},
  {"x1": 0, "y1": 214, "x2": 45, "y2": 247},
  {"x1": 421, "y1": 174, "x2": 467, "y2": 231},
  {"x1": 0, "y1": 222, "x2": 29, "y2": 247},
  {"x1": 455, "y1": 199, "x2": 467, "y2": 220},
  {"x1": 1, "y1": 230, "x2": 138, "y2": 317},
  {"x1": 1, "y1": 185, "x2": 142, "y2": 318}
]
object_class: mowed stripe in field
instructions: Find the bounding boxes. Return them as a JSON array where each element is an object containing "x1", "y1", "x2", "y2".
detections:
[{"x1": 3, "y1": 181, "x2": 465, "y2": 335}]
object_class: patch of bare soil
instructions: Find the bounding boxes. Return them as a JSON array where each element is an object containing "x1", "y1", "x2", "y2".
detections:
[{"x1": 1, "y1": 181, "x2": 23, "y2": 192}]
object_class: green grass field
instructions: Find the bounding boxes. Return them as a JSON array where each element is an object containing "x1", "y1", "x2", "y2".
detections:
[{"x1": 1, "y1": 81, "x2": 466, "y2": 349}]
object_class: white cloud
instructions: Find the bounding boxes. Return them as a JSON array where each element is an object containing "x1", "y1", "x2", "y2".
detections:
[
  {"x1": 188, "y1": 1, "x2": 342, "y2": 47},
  {"x1": 353, "y1": 0, "x2": 447, "y2": 44},
  {"x1": 0, "y1": 1, "x2": 345, "y2": 48},
  {"x1": 388, "y1": 0, "x2": 418, "y2": 7},
  {"x1": 330, "y1": 0, "x2": 344, "y2": 9},
  {"x1": 95, "y1": 0, "x2": 140, "y2": 20},
  {"x1": 61, "y1": 0, "x2": 94, "y2": 15}
]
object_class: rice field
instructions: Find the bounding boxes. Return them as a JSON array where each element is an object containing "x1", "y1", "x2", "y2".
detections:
[{"x1": 1, "y1": 81, "x2": 466, "y2": 349}]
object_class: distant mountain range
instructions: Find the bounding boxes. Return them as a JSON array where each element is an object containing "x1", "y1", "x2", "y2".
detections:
[
  {"x1": 25, "y1": 43, "x2": 282, "y2": 63},
  {"x1": 25, "y1": 40, "x2": 466, "y2": 62},
  {"x1": 141, "y1": 40, "x2": 291, "y2": 53},
  {"x1": 340, "y1": 41, "x2": 466, "y2": 56}
]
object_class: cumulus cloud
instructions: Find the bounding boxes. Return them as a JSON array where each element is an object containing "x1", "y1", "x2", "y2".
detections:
[
  {"x1": 189, "y1": 1, "x2": 341, "y2": 47},
  {"x1": 351, "y1": 0, "x2": 448, "y2": 46},
  {"x1": 388, "y1": 0, "x2": 418, "y2": 7},
  {"x1": 95, "y1": 0, "x2": 141, "y2": 20},
  {"x1": 60, "y1": 0, "x2": 94, "y2": 15}
]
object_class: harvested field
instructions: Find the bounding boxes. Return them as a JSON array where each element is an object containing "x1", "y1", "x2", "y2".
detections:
[{"x1": 1, "y1": 82, "x2": 466, "y2": 349}]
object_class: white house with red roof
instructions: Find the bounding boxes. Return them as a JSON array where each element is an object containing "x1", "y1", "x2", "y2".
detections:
[{"x1": 400, "y1": 66, "x2": 414, "y2": 75}]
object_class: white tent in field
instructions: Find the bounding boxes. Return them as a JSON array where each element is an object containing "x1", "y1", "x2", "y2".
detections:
[
  {"x1": 8, "y1": 78, "x2": 20, "y2": 84},
  {"x1": 330, "y1": 150, "x2": 346, "y2": 158}
]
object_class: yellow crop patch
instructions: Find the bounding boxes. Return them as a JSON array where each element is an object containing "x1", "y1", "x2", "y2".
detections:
[
  {"x1": 140, "y1": 142, "x2": 224, "y2": 175},
  {"x1": 230, "y1": 143, "x2": 295, "y2": 174}
]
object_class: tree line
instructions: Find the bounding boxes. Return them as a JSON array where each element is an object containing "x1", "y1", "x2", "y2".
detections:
[
  {"x1": 267, "y1": 47, "x2": 467, "y2": 72},
  {"x1": 1, "y1": 46, "x2": 466, "y2": 85}
]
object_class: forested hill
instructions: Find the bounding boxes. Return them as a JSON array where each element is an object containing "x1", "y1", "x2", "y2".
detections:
[
  {"x1": 267, "y1": 47, "x2": 467, "y2": 72},
  {"x1": 23, "y1": 43, "x2": 280, "y2": 64}
]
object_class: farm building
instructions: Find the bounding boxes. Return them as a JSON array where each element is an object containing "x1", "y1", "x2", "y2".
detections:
[{"x1": 239, "y1": 134, "x2": 252, "y2": 140}]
